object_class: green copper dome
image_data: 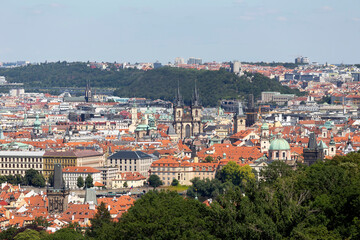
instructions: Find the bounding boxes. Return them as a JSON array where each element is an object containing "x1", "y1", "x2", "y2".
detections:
[
  {"x1": 269, "y1": 138, "x2": 290, "y2": 151},
  {"x1": 318, "y1": 140, "x2": 328, "y2": 149},
  {"x1": 135, "y1": 124, "x2": 149, "y2": 132},
  {"x1": 33, "y1": 115, "x2": 42, "y2": 129},
  {"x1": 261, "y1": 122, "x2": 269, "y2": 130}
]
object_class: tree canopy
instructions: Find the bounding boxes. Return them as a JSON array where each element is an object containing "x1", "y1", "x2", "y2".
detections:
[
  {"x1": 0, "y1": 62, "x2": 302, "y2": 107},
  {"x1": 148, "y1": 174, "x2": 163, "y2": 189},
  {"x1": 77, "y1": 176, "x2": 84, "y2": 189}
]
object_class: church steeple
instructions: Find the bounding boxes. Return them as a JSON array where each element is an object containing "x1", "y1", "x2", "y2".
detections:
[
  {"x1": 175, "y1": 80, "x2": 183, "y2": 107},
  {"x1": 192, "y1": 80, "x2": 200, "y2": 107},
  {"x1": 85, "y1": 80, "x2": 92, "y2": 102}
]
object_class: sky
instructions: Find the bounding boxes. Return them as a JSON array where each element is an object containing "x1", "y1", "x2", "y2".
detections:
[{"x1": 0, "y1": 0, "x2": 359, "y2": 64}]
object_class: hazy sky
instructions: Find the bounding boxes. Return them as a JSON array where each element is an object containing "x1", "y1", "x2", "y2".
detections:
[{"x1": 0, "y1": 0, "x2": 359, "y2": 64}]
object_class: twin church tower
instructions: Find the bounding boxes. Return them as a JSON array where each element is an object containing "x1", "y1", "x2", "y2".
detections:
[{"x1": 173, "y1": 82, "x2": 203, "y2": 139}]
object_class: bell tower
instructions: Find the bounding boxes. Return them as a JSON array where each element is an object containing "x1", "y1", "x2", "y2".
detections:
[
  {"x1": 173, "y1": 83, "x2": 184, "y2": 137},
  {"x1": 233, "y1": 102, "x2": 246, "y2": 133},
  {"x1": 191, "y1": 81, "x2": 202, "y2": 135},
  {"x1": 85, "y1": 80, "x2": 93, "y2": 102}
]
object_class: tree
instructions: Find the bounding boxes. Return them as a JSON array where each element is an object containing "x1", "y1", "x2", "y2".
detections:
[
  {"x1": 123, "y1": 181, "x2": 128, "y2": 188},
  {"x1": 171, "y1": 179, "x2": 179, "y2": 186},
  {"x1": 32, "y1": 216, "x2": 50, "y2": 228},
  {"x1": 77, "y1": 176, "x2": 84, "y2": 189},
  {"x1": 42, "y1": 228, "x2": 84, "y2": 240},
  {"x1": 48, "y1": 172, "x2": 54, "y2": 187},
  {"x1": 31, "y1": 174, "x2": 45, "y2": 188},
  {"x1": 115, "y1": 191, "x2": 215, "y2": 239},
  {"x1": 204, "y1": 156, "x2": 214, "y2": 163},
  {"x1": 148, "y1": 175, "x2": 162, "y2": 189},
  {"x1": 260, "y1": 161, "x2": 293, "y2": 184},
  {"x1": 14, "y1": 229, "x2": 41, "y2": 240},
  {"x1": 24, "y1": 169, "x2": 38, "y2": 186},
  {"x1": 85, "y1": 174, "x2": 94, "y2": 188},
  {"x1": 86, "y1": 202, "x2": 113, "y2": 238},
  {"x1": 217, "y1": 161, "x2": 255, "y2": 186}
]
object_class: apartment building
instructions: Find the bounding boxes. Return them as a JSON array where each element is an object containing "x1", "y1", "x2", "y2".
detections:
[
  {"x1": 107, "y1": 151, "x2": 154, "y2": 178},
  {"x1": 62, "y1": 166, "x2": 101, "y2": 189},
  {"x1": 43, "y1": 150, "x2": 104, "y2": 179},
  {"x1": 0, "y1": 151, "x2": 45, "y2": 176},
  {"x1": 150, "y1": 157, "x2": 194, "y2": 186}
]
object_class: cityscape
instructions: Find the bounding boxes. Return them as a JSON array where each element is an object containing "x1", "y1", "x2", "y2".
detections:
[{"x1": 0, "y1": 0, "x2": 359, "y2": 239}]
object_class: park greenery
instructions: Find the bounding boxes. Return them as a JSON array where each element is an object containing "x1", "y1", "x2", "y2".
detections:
[
  {"x1": 0, "y1": 62, "x2": 302, "y2": 107},
  {"x1": 1, "y1": 153, "x2": 360, "y2": 239},
  {"x1": 0, "y1": 169, "x2": 45, "y2": 188}
]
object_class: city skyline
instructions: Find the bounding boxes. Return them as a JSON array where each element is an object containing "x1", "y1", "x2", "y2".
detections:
[{"x1": 0, "y1": 0, "x2": 359, "y2": 64}]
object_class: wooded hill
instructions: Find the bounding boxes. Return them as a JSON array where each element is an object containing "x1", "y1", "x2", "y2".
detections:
[{"x1": 0, "y1": 62, "x2": 302, "y2": 106}]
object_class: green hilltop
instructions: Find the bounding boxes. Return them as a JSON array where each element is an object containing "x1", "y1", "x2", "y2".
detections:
[{"x1": 0, "y1": 62, "x2": 302, "y2": 106}]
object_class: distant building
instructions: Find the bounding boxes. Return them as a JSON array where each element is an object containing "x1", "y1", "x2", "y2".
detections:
[
  {"x1": 230, "y1": 61, "x2": 241, "y2": 74},
  {"x1": 261, "y1": 91, "x2": 295, "y2": 105},
  {"x1": 43, "y1": 150, "x2": 104, "y2": 179},
  {"x1": 85, "y1": 80, "x2": 93, "y2": 102},
  {"x1": 96, "y1": 167, "x2": 118, "y2": 188},
  {"x1": 303, "y1": 132, "x2": 324, "y2": 166},
  {"x1": 173, "y1": 82, "x2": 203, "y2": 138},
  {"x1": 47, "y1": 164, "x2": 70, "y2": 214},
  {"x1": 174, "y1": 57, "x2": 185, "y2": 65},
  {"x1": 352, "y1": 73, "x2": 360, "y2": 82},
  {"x1": 153, "y1": 61, "x2": 162, "y2": 69},
  {"x1": 0, "y1": 76, "x2": 6, "y2": 84},
  {"x1": 187, "y1": 57, "x2": 202, "y2": 65},
  {"x1": 0, "y1": 151, "x2": 45, "y2": 176},
  {"x1": 9, "y1": 89, "x2": 25, "y2": 97},
  {"x1": 63, "y1": 166, "x2": 101, "y2": 189},
  {"x1": 245, "y1": 94, "x2": 257, "y2": 127},
  {"x1": 111, "y1": 172, "x2": 146, "y2": 188},
  {"x1": 107, "y1": 151, "x2": 154, "y2": 178},
  {"x1": 295, "y1": 56, "x2": 309, "y2": 64}
]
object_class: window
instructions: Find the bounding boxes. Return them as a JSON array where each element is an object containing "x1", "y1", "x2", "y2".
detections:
[
  {"x1": 282, "y1": 152, "x2": 286, "y2": 158},
  {"x1": 134, "y1": 166, "x2": 136, "y2": 171},
  {"x1": 125, "y1": 166, "x2": 127, "y2": 171}
]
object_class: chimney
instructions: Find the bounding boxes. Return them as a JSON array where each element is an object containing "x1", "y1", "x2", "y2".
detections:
[{"x1": 72, "y1": 215, "x2": 74, "y2": 221}]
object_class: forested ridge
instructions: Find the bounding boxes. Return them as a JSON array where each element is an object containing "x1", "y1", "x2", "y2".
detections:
[
  {"x1": 0, "y1": 62, "x2": 302, "y2": 106},
  {"x1": 2, "y1": 153, "x2": 359, "y2": 239}
]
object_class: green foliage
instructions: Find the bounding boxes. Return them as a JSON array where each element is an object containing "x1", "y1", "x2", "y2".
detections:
[
  {"x1": 171, "y1": 179, "x2": 179, "y2": 186},
  {"x1": 0, "y1": 227, "x2": 18, "y2": 240},
  {"x1": 123, "y1": 181, "x2": 128, "y2": 188},
  {"x1": 76, "y1": 176, "x2": 84, "y2": 189},
  {"x1": 260, "y1": 160, "x2": 294, "y2": 184},
  {"x1": 115, "y1": 191, "x2": 215, "y2": 240},
  {"x1": 204, "y1": 156, "x2": 214, "y2": 163},
  {"x1": 0, "y1": 174, "x2": 25, "y2": 185},
  {"x1": 186, "y1": 177, "x2": 233, "y2": 199},
  {"x1": 32, "y1": 217, "x2": 50, "y2": 228},
  {"x1": 14, "y1": 229, "x2": 41, "y2": 240},
  {"x1": 217, "y1": 161, "x2": 255, "y2": 185},
  {"x1": 41, "y1": 228, "x2": 84, "y2": 240},
  {"x1": 148, "y1": 174, "x2": 163, "y2": 189},
  {"x1": 48, "y1": 172, "x2": 54, "y2": 187},
  {"x1": 86, "y1": 202, "x2": 113, "y2": 239},
  {"x1": 0, "y1": 63, "x2": 302, "y2": 107},
  {"x1": 85, "y1": 174, "x2": 94, "y2": 188},
  {"x1": 62, "y1": 153, "x2": 360, "y2": 239},
  {"x1": 24, "y1": 169, "x2": 45, "y2": 187}
]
